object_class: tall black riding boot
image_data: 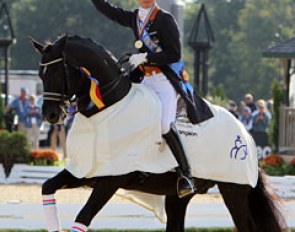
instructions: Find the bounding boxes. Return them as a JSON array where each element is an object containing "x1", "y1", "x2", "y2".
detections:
[{"x1": 163, "y1": 124, "x2": 195, "y2": 198}]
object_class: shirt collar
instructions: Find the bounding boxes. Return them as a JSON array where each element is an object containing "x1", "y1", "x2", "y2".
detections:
[{"x1": 138, "y1": 7, "x2": 151, "y2": 22}]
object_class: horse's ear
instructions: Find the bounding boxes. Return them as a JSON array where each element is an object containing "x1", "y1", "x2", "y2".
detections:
[
  {"x1": 30, "y1": 37, "x2": 45, "y2": 54},
  {"x1": 56, "y1": 34, "x2": 68, "y2": 51}
]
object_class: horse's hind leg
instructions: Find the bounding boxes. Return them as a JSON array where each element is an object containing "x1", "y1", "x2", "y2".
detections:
[
  {"x1": 217, "y1": 182, "x2": 255, "y2": 232},
  {"x1": 42, "y1": 169, "x2": 93, "y2": 231},
  {"x1": 165, "y1": 194, "x2": 193, "y2": 232}
]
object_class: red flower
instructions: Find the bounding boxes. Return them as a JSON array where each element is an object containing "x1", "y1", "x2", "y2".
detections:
[
  {"x1": 290, "y1": 157, "x2": 295, "y2": 166},
  {"x1": 30, "y1": 149, "x2": 59, "y2": 163},
  {"x1": 263, "y1": 154, "x2": 284, "y2": 167}
]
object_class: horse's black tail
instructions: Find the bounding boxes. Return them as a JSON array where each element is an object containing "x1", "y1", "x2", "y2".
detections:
[{"x1": 248, "y1": 170, "x2": 287, "y2": 231}]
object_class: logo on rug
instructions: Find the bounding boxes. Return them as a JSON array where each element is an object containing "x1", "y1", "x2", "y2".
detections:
[{"x1": 230, "y1": 135, "x2": 248, "y2": 160}]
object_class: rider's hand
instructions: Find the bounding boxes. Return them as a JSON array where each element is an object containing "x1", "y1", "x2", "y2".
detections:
[{"x1": 129, "y1": 53, "x2": 147, "y2": 69}]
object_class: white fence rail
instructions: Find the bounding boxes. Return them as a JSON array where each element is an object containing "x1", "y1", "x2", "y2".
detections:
[
  {"x1": 267, "y1": 176, "x2": 295, "y2": 198},
  {"x1": 0, "y1": 164, "x2": 5, "y2": 183},
  {"x1": 279, "y1": 107, "x2": 295, "y2": 152},
  {"x1": 0, "y1": 164, "x2": 63, "y2": 184},
  {"x1": 0, "y1": 164, "x2": 295, "y2": 198}
]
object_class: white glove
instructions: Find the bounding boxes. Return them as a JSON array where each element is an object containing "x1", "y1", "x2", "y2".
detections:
[{"x1": 129, "y1": 53, "x2": 147, "y2": 69}]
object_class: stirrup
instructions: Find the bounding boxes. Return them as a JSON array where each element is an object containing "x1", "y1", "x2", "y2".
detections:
[{"x1": 177, "y1": 176, "x2": 195, "y2": 198}]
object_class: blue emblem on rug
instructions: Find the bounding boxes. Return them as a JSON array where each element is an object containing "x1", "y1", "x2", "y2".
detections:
[{"x1": 230, "y1": 135, "x2": 248, "y2": 160}]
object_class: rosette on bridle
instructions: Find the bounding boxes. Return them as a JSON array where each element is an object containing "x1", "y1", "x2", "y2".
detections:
[{"x1": 80, "y1": 67, "x2": 105, "y2": 110}]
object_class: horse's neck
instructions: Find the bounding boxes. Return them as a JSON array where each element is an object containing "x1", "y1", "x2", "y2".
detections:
[
  {"x1": 66, "y1": 41, "x2": 132, "y2": 117},
  {"x1": 76, "y1": 62, "x2": 132, "y2": 118}
]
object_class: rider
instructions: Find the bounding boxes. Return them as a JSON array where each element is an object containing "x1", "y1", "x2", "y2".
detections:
[{"x1": 91, "y1": 0, "x2": 195, "y2": 198}]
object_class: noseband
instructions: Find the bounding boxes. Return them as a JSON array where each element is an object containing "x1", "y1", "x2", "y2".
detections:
[{"x1": 39, "y1": 58, "x2": 70, "y2": 104}]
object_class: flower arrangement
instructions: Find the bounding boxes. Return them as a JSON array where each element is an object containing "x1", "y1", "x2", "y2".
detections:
[
  {"x1": 262, "y1": 154, "x2": 284, "y2": 167},
  {"x1": 30, "y1": 149, "x2": 59, "y2": 166},
  {"x1": 0, "y1": 131, "x2": 31, "y2": 177},
  {"x1": 260, "y1": 154, "x2": 295, "y2": 176},
  {"x1": 290, "y1": 157, "x2": 295, "y2": 167}
]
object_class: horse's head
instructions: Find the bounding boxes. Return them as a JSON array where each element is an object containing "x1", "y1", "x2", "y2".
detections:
[
  {"x1": 31, "y1": 35, "x2": 131, "y2": 124},
  {"x1": 31, "y1": 35, "x2": 86, "y2": 123}
]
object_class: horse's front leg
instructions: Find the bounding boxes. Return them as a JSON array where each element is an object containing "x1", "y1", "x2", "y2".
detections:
[
  {"x1": 42, "y1": 169, "x2": 95, "y2": 232},
  {"x1": 72, "y1": 176, "x2": 121, "y2": 231},
  {"x1": 165, "y1": 194, "x2": 193, "y2": 232}
]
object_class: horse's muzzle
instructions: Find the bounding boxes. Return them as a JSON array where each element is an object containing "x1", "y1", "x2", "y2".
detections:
[{"x1": 42, "y1": 103, "x2": 66, "y2": 124}]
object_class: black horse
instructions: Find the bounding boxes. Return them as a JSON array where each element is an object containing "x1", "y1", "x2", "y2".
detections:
[{"x1": 31, "y1": 35, "x2": 286, "y2": 232}]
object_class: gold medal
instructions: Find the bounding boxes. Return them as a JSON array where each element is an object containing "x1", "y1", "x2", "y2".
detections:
[{"x1": 134, "y1": 40, "x2": 143, "y2": 49}]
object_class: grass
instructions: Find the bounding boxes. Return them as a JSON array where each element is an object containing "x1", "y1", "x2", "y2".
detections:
[
  {"x1": 0, "y1": 230, "x2": 233, "y2": 232},
  {"x1": 1, "y1": 229, "x2": 295, "y2": 232}
]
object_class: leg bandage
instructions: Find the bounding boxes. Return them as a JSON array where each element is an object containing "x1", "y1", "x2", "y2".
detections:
[
  {"x1": 71, "y1": 222, "x2": 88, "y2": 232},
  {"x1": 42, "y1": 194, "x2": 61, "y2": 232}
]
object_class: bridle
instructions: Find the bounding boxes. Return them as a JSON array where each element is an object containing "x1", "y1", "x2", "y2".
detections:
[
  {"x1": 39, "y1": 55, "x2": 126, "y2": 113},
  {"x1": 39, "y1": 58, "x2": 69, "y2": 103}
]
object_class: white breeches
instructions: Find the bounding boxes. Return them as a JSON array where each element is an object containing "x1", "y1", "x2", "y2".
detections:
[{"x1": 142, "y1": 73, "x2": 177, "y2": 134}]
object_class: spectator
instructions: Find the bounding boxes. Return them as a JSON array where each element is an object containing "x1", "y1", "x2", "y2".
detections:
[
  {"x1": 238, "y1": 100, "x2": 246, "y2": 116},
  {"x1": 252, "y1": 99, "x2": 269, "y2": 132},
  {"x1": 239, "y1": 106, "x2": 253, "y2": 132},
  {"x1": 5, "y1": 87, "x2": 29, "y2": 133},
  {"x1": 251, "y1": 99, "x2": 270, "y2": 147},
  {"x1": 252, "y1": 100, "x2": 272, "y2": 120},
  {"x1": 50, "y1": 124, "x2": 67, "y2": 160},
  {"x1": 226, "y1": 100, "x2": 239, "y2": 119},
  {"x1": 25, "y1": 95, "x2": 42, "y2": 150},
  {"x1": 244, "y1": 93, "x2": 257, "y2": 113}
]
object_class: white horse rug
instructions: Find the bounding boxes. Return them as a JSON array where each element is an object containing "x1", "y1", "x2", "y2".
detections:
[
  {"x1": 66, "y1": 84, "x2": 258, "y2": 186},
  {"x1": 65, "y1": 83, "x2": 258, "y2": 222}
]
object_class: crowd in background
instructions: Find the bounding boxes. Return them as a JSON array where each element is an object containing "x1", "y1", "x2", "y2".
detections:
[
  {"x1": 4, "y1": 87, "x2": 77, "y2": 160},
  {"x1": 226, "y1": 93, "x2": 272, "y2": 147},
  {"x1": 5, "y1": 87, "x2": 42, "y2": 150}
]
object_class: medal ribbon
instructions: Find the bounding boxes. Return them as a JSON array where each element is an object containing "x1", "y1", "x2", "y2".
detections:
[{"x1": 136, "y1": 5, "x2": 159, "y2": 38}]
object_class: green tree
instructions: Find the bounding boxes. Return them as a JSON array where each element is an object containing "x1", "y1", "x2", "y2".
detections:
[
  {"x1": 183, "y1": 0, "x2": 295, "y2": 102},
  {"x1": 269, "y1": 79, "x2": 283, "y2": 152},
  {"x1": 10, "y1": 0, "x2": 137, "y2": 69},
  {"x1": 229, "y1": 0, "x2": 295, "y2": 100},
  {"x1": 183, "y1": 0, "x2": 246, "y2": 95},
  {"x1": 200, "y1": 0, "x2": 246, "y2": 95}
]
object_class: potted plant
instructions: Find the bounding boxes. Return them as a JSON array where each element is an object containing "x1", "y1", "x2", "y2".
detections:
[{"x1": 0, "y1": 131, "x2": 30, "y2": 177}]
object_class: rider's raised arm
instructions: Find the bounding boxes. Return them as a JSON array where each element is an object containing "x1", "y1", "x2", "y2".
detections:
[
  {"x1": 146, "y1": 13, "x2": 181, "y2": 66},
  {"x1": 91, "y1": 0, "x2": 134, "y2": 28}
]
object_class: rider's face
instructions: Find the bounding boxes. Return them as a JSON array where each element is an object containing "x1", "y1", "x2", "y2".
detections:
[{"x1": 138, "y1": 0, "x2": 156, "y2": 9}]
